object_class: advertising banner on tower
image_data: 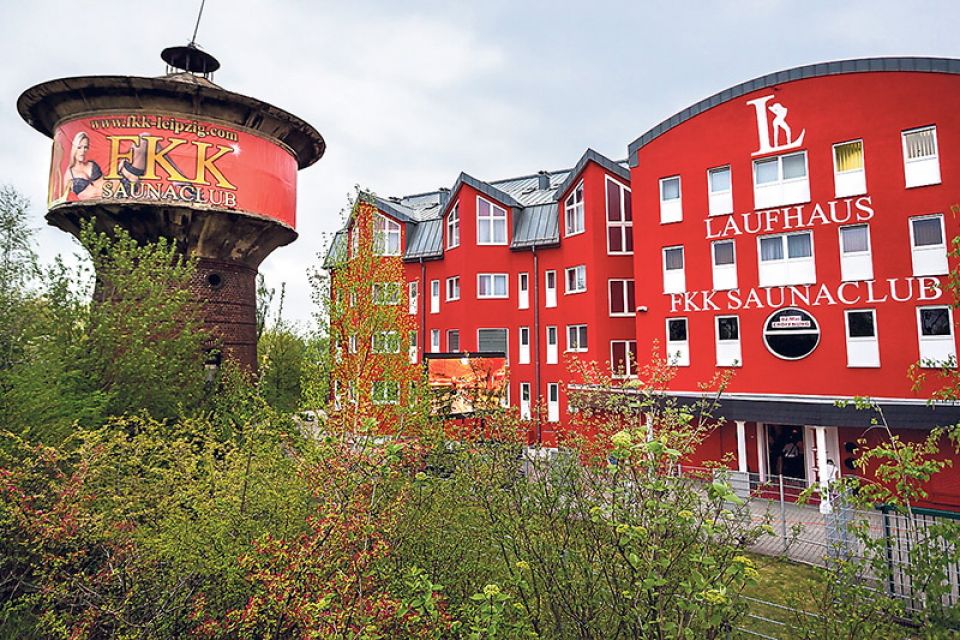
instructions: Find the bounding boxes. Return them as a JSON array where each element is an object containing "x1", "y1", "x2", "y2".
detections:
[{"x1": 48, "y1": 112, "x2": 299, "y2": 228}]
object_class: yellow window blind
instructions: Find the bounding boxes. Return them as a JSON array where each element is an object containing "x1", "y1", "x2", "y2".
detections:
[{"x1": 835, "y1": 140, "x2": 864, "y2": 172}]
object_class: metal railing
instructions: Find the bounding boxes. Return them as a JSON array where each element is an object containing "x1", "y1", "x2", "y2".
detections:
[{"x1": 673, "y1": 464, "x2": 960, "y2": 637}]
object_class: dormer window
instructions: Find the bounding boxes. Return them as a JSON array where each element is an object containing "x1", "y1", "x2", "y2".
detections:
[
  {"x1": 373, "y1": 214, "x2": 401, "y2": 256},
  {"x1": 447, "y1": 203, "x2": 460, "y2": 249},
  {"x1": 477, "y1": 197, "x2": 508, "y2": 245},
  {"x1": 564, "y1": 182, "x2": 584, "y2": 236}
]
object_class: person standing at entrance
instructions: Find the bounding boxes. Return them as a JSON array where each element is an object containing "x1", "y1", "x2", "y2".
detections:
[{"x1": 782, "y1": 436, "x2": 802, "y2": 479}]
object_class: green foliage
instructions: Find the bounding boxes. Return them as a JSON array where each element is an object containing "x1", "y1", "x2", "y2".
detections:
[
  {"x1": 0, "y1": 411, "x2": 312, "y2": 638},
  {"x1": 0, "y1": 205, "x2": 210, "y2": 442},
  {"x1": 0, "y1": 185, "x2": 40, "y2": 373},
  {"x1": 6, "y1": 183, "x2": 960, "y2": 639},
  {"x1": 258, "y1": 283, "x2": 309, "y2": 413}
]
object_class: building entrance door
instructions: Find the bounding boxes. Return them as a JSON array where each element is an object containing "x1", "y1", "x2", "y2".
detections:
[{"x1": 765, "y1": 424, "x2": 806, "y2": 484}]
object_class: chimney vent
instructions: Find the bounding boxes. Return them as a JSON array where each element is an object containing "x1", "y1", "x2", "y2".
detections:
[
  {"x1": 537, "y1": 171, "x2": 551, "y2": 190},
  {"x1": 438, "y1": 187, "x2": 450, "y2": 205}
]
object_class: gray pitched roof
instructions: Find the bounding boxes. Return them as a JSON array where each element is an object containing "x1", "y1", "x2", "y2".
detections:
[
  {"x1": 491, "y1": 171, "x2": 569, "y2": 206},
  {"x1": 323, "y1": 230, "x2": 348, "y2": 268},
  {"x1": 323, "y1": 149, "x2": 628, "y2": 266},
  {"x1": 373, "y1": 196, "x2": 420, "y2": 224},
  {"x1": 438, "y1": 172, "x2": 523, "y2": 217},
  {"x1": 552, "y1": 148, "x2": 630, "y2": 200},
  {"x1": 511, "y1": 203, "x2": 559, "y2": 249},
  {"x1": 627, "y1": 56, "x2": 960, "y2": 166},
  {"x1": 404, "y1": 218, "x2": 444, "y2": 261}
]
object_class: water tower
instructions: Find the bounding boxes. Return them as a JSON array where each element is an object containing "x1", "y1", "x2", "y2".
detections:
[{"x1": 17, "y1": 40, "x2": 324, "y2": 369}]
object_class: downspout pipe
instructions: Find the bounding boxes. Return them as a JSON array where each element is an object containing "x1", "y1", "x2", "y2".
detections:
[
  {"x1": 532, "y1": 246, "x2": 542, "y2": 445},
  {"x1": 420, "y1": 258, "x2": 426, "y2": 360}
]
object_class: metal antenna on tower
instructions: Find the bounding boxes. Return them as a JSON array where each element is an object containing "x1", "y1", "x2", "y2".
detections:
[
  {"x1": 161, "y1": 0, "x2": 220, "y2": 78},
  {"x1": 190, "y1": 0, "x2": 206, "y2": 46}
]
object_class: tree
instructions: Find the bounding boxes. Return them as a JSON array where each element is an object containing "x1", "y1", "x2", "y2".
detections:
[
  {"x1": 0, "y1": 220, "x2": 210, "y2": 443},
  {"x1": 258, "y1": 283, "x2": 309, "y2": 413},
  {"x1": 319, "y1": 191, "x2": 428, "y2": 436},
  {"x1": 0, "y1": 186, "x2": 39, "y2": 374}
]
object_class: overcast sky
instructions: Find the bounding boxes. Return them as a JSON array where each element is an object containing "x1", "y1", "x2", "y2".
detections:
[{"x1": 3, "y1": 1, "x2": 959, "y2": 327}]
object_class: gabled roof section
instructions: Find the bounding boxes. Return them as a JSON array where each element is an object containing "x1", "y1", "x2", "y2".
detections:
[
  {"x1": 323, "y1": 230, "x2": 348, "y2": 269},
  {"x1": 491, "y1": 170, "x2": 569, "y2": 206},
  {"x1": 373, "y1": 196, "x2": 420, "y2": 224},
  {"x1": 552, "y1": 148, "x2": 630, "y2": 201},
  {"x1": 404, "y1": 219, "x2": 444, "y2": 261},
  {"x1": 328, "y1": 151, "x2": 622, "y2": 263},
  {"x1": 440, "y1": 172, "x2": 523, "y2": 218},
  {"x1": 627, "y1": 56, "x2": 960, "y2": 166},
  {"x1": 510, "y1": 203, "x2": 559, "y2": 250}
]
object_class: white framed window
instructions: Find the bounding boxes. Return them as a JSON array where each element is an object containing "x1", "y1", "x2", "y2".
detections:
[
  {"x1": 833, "y1": 139, "x2": 866, "y2": 198},
  {"x1": 373, "y1": 214, "x2": 401, "y2": 256},
  {"x1": 608, "y1": 279, "x2": 636, "y2": 316},
  {"x1": 372, "y1": 331, "x2": 401, "y2": 354},
  {"x1": 564, "y1": 182, "x2": 584, "y2": 236},
  {"x1": 409, "y1": 330, "x2": 418, "y2": 364},
  {"x1": 708, "y1": 165, "x2": 733, "y2": 216},
  {"x1": 917, "y1": 306, "x2": 956, "y2": 367},
  {"x1": 659, "y1": 176, "x2": 682, "y2": 223},
  {"x1": 372, "y1": 282, "x2": 402, "y2": 305},
  {"x1": 446, "y1": 276, "x2": 461, "y2": 301},
  {"x1": 430, "y1": 279, "x2": 440, "y2": 314},
  {"x1": 902, "y1": 126, "x2": 941, "y2": 188},
  {"x1": 845, "y1": 309, "x2": 879, "y2": 368},
  {"x1": 430, "y1": 329, "x2": 440, "y2": 353},
  {"x1": 477, "y1": 197, "x2": 508, "y2": 245},
  {"x1": 909, "y1": 214, "x2": 948, "y2": 277},
  {"x1": 348, "y1": 291, "x2": 357, "y2": 308},
  {"x1": 447, "y1": 329, "x2": 460, "y2": 352},
  {"x1": 566, "y1": 324, "x2": 588, "y2": 352},
  {"x1": 545, "y1": 270, "x2": 557, "y2": 308},
  {"x1": 518, "y1": 273, "x2": 530, "y2": 309},
  {"x1": 546, "y1": 326, "x2": 558, "y2": 364},
  {"x1": 446, "y1": 203, "x2": 460, "y2": 249},
  {"x1": 757, "y1": 231, "x2": 815, "y2": 287},
  {"x1": 520, "y1": 382, "x2": 531, "y2": 420},
  {"x1": 753, "y1": 151, "x2": 810, "y2": 209},
  {"x1": 711, "y1": 239, "x2": 737, "y2": 291},
  {"x1": 666, "y1": 318, "x2": 689, "y2": 367},
  {"x1": 715, "y1": 316, "x2": 741, "y2": 367},
  {"x1": 332, "y1": 380, "x2": 342, "y2": 410},
  {"x1": 348, "y1": 334, "x2": 357, "y2": 355},
  {"x1": 606, "y1": 176, "x2": 633, "y2": 254},
  {"x1": 565, "y1": 265, "x2": 587, "y2": 294},
  {"x1": 662, "y1": 246, "x2": 685, "y2": 294},
  {"x1": 547, "y1": 382, "x2": 560, "y2": 422},
  {"x1": 350, "y1": 223, "x2": 360, "y2": 258},
  {"x1": 477, "y1": 328, "x2": 508, "y2": 355},
  {"x1": 839, "y1": 224, "x2": 873, "y2": 282},
  {"x1": 477, "y1": 273, "x2": 508, "y2": 299},
  {"x1": 408, "y1": 281, "x2": 418, "y2": 315},
  {"x1": 610, "y1": 340, "x2": 638, "y2": 378},
  {"x1": 372, "y1": 380, "x2": 400, "y2": 405},
  {"x1": 518, "y1": 326, "x2": 530, "y2": 364},
  {"x1": 349, "y1": 222, "x2": 360, "y2": 259}
]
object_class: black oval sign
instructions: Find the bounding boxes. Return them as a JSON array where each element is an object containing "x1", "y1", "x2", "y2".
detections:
[{"x1": 763, "y1": 307, "x2": 820, "y2": 360}]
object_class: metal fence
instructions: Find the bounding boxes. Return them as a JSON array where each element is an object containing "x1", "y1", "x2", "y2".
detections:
[{"x1": 673, "y1": 465, "x2": 960, "y2": 637}]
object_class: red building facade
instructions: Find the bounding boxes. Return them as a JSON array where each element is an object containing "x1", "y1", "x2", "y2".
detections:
[
  {"x1": 326, "y1": 150, "x2": 636, "y2": 445},
  {"x1": 327, "y1": 57, "x2": 960, "y2": 510},
  {"x1": 628, "y1": 57, "x2": 960, "y2": 509}
]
